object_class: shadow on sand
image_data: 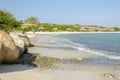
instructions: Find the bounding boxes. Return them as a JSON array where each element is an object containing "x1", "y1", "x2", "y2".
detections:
[
  {"x1": 0, "y1": 53, "x2": 36, "y2": 73},
  {"x1": 0, "y1": 64, "x2": 35, "y2": 73}
]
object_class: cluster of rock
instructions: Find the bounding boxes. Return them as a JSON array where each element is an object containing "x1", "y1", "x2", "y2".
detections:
[
  {"x1": 0, "y1": 30, "x2": 31, "y2": 64},
  {"x1": 0, "y1": 30, "x2": 60, "y2": 70},
  {"x1": 18, "y1": 53, "x2": 36, "y2": 65}
]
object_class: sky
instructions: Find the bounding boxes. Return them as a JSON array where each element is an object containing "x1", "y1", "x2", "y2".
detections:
[{"x1": 0, "y1": 0, "x2": 120, "y2": 27}]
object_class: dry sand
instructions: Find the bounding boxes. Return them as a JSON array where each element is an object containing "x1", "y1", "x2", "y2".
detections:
[
  {"x1": 0, "y1": 33, "x2": 120, "y2": 80},
  {"x1": 0, "y1": 64, "x2": 119, "y2": 80},
  {"x1": 26, "y1": 31, "x2": 120, "y2": 34},
  {"x1": 0, "y1": 65, "x2": 55, "y2": 80}
]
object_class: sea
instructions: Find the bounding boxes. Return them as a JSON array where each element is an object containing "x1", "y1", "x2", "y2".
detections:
[{"x1": 47, "y1": 33, "x2": 120, "y2": 66}]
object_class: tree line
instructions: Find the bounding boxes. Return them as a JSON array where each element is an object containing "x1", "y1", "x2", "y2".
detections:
[
  {"x1": 0, "y1": 10, "x2": 120, "y2": 32},
  {"x1": 0, "y1": 10, "x2": 40, "y2": 32},
  {"x1": 0, "y1": 10, "x2": 21, "y2": 31}
]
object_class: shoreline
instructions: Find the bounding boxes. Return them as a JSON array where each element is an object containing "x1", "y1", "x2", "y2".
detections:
[
  {"x1": 28, "y1": 34, "x2": 120, "y2": 67},
  {"x1": 26, "y1": 31, "x2": 120, "y2": 35},
  {"x1": 25, "y1": 31, "x2": 120, "y2": 38}
]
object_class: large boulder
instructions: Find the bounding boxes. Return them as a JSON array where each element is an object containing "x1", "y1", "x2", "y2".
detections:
[
  {"x1": 19, "y1": 35, "x2": 32, "y2": 47},
  {"x1": 9, "y1": 32, "x2": 28, "y2": 57},
  {"x1": 0, "y1": 42, "x2": 6, "y2": 63},
  {"x1": 0, "y1": 30, "x2": 19, "y2": 63}
]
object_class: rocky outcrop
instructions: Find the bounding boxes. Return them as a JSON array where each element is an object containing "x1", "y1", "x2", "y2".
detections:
[
  {"x1": 9, "y1": 32, "x2": 28, "y2": 57},
  {"x1": 0, "y1": 30, "x2": 19, "y2": 64},
  {"x1": 19, "y1": 35, "x2": 32, "y2": 47},
  {"x1": 0, "y1": 30, "x2": 33, "y2": 64},
  {"x1": 0, "y1": 43, "x2": 6, "y2": 63},
  {"x1": 103, "y1": 73, "x2": 117, "y2": 80},
  {"x1": 18, "y1": 53, "x2": 60, "y2": 70}
]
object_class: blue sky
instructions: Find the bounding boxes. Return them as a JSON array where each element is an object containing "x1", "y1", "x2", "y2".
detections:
[{"x1": 0, "y1": 0, "x2": 120, "y2": 27}]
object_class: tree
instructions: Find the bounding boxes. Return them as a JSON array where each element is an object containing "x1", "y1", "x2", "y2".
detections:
[
  {"x1": 52, "y1": 27, "x2": 58, "y2": 32},
  {"x1": 0, "y1": 10, "x2": 21, "y2": 30},
  {"x1": 23, "y1": 17, "x2": 41, "y2": 33},
  {"x1": 114, "y1": 27, "x2": 120, "y2": 31},
  {"x1": 24, "y1": 17, "x2": 39, "y2": 26}
]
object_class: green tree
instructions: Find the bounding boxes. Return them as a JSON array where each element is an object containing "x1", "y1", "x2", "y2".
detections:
[
  {"x1": 24, "y1": 17, "x2": 41, "y2": 33},
  {"x1": 0, "y1": 10, "x2": 21, "y2": 31},
  {"x1": 114, "y1": 27, "x2": 120, "y2": 31},
  {"x1": 25, "y1": 17, "x2": 39, "y2": 26}
]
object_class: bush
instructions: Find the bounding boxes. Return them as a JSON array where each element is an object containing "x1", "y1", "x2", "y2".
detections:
[{"x1": 0, "y1": 10, "x2": 22, "y2": 31}]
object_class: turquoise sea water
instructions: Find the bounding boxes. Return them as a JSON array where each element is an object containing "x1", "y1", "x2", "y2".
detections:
[{"x1": 50, "y1": 33, "x2": 120, "y2": 66}]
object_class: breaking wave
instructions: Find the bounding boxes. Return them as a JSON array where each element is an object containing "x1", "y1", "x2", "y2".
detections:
[{"x1": 50, "y1": 36, "x2": 120, "y2": 60}]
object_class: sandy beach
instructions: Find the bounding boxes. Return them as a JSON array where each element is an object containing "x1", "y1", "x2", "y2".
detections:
[
  {"x1": 0, "y1": 32, "x2": 120, "y2": 80},
  {"x1": 1, "y1": 0, "x2": 120, "y2": 79},
  {"x1": 1, "y1": 64, "x2": 119, "y2": 80},
  {"x1": 26, "y1": 31, "x2": 120, "y2": 35}
]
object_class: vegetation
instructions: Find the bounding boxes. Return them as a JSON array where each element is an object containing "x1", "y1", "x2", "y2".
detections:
[
  {"x1": 0, "y1": 9, "x2": 120, "y2": 32},
  {"x1": 0, "y1": 10, "x2": 22, "y2": 31},
  {"x1": 42, "y1": 23, "x2": 120, "y2": 32},
  {"x1": 21, "y1": 17, "x2": 41, "y2": 33},
  {"x1": 24, "y1": 17, "x2": 40, "y2": 25},
  {"x1": 43, "y1": 23, "x2": 80, "y2": 32},
  {"x1": 114, "y1": 27, "x2": 120, "y2": 31}
]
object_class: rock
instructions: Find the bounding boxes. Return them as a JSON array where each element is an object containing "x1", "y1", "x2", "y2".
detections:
[
  {"x1": 18, "y1": 53, "x2": 36, "y2": 65},
  {"x1": 18, "y1": 53, "x2": 60, "y2": 70},
  {"x1": 9, "y1": 32, "x2": 28, "y2": 57},
  {"x1": 0, "y1": 30, "x2": 19, "y2": 64},
  {"x1": 0, "y1": 42, "x2": 6, "y2": 63},
  {"x1": 104, "y1": 73, "x2": 117, "y2": 80},
  {"x1": 19, "y1": 35, "x2": 32, "y2": 47}
]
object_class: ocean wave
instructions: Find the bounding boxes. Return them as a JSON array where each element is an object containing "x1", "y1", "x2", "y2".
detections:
[
  {"x1": 50, "y1": 36, "x2": 120, "y2": 60},
  {"x1": 74, "y1": 46, "x2": 120, "y2": 60}
]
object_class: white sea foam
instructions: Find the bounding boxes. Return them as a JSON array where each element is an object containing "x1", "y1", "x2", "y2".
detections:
[
  {"x1": 50, "y1": 36, "x2": 120, "y2": 60},
  {"x1": 74, "y1": 47, "x2": 120, "y2": 60}
]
